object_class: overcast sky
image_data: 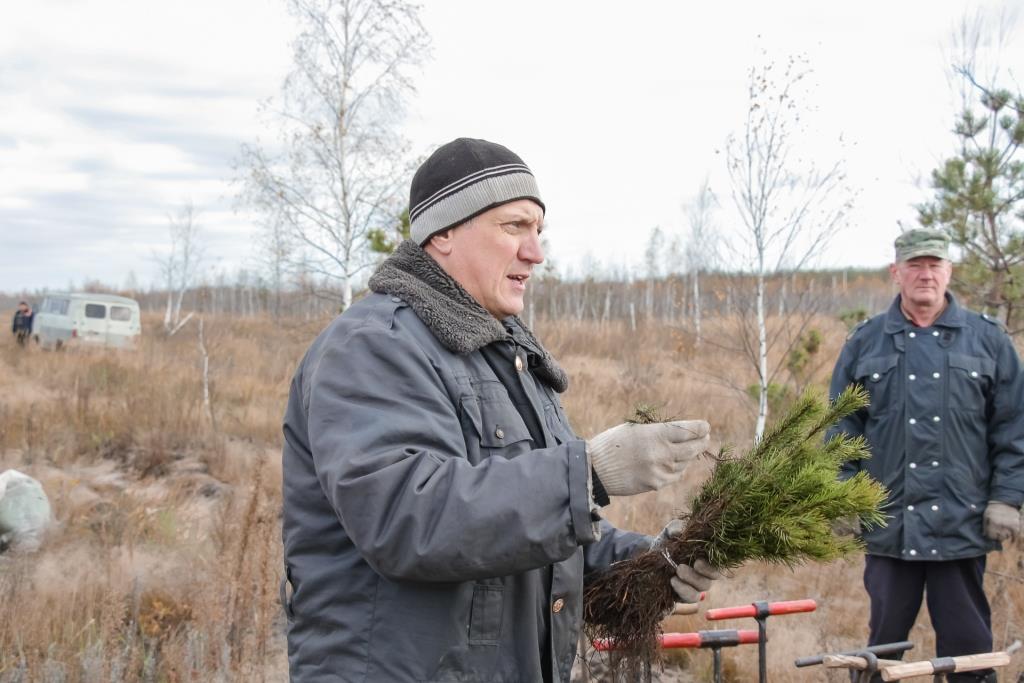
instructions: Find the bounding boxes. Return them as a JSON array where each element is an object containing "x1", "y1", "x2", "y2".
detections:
[{"x1": 1, "y1": 0, "x2": 1021, "y2": 293}]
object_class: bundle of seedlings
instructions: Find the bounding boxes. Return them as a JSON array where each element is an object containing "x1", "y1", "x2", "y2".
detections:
[{"x1": 583, "y1": 386, "x2": 887, "y2": 674}]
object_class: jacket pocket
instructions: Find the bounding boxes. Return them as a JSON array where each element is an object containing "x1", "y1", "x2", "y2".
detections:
[
  {"x1": 468, "y1": 583, "x2": 503, "y2": 645},
  {"x1": 854, "y1": 354, "x2": 900, "y2": 413},
  {"x1": 948, "y1": 353, "x2": 995, "y2": 414},
  {"x1": 461, "y1": 396, "x2": 534, "y2": 458}
]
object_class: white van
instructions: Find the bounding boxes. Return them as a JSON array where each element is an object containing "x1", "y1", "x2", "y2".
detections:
[{"x1": 33, "y1": 293, "x2": 142, "y2": 350}]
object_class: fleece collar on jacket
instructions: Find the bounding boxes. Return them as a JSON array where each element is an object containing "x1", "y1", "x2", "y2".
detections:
[{"x1": 368, "y1": 240, "x2": 569, "y2": 393}]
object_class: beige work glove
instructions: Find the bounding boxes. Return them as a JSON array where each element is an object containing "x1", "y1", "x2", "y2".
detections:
[
  {"x1": 652, "y1": 519, "x2": 723, "y2": 616},
  {"x1": 983, "y1": 501, "x2": 1021, "y2": 542},
  {"x1": 587, "y1": 420, "x2": 710, "y2": 497}
]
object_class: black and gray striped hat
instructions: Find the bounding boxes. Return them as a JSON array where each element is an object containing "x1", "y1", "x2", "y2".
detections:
[{"x1": 409, "y1": 138, "x2": 545, "y2": 244}]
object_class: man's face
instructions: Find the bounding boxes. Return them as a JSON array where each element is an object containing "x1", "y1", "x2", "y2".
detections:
[
  {"x1": 431, "y1": 199, "x2": 545, "y2": 320},
  {"x1": 17, "y1": 304, "x2": 27, "y2": 314},
  {"x1": 890, "y1": 256, "x2": 951, "y2": 308}
]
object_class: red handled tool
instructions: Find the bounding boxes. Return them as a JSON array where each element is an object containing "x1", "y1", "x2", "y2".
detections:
[
  {"x1": 706, "y1": 598, "x2": 817, "y2": 683},
  {"x1": 594, "y1": 629, "x2": 762, "y2": 683}
]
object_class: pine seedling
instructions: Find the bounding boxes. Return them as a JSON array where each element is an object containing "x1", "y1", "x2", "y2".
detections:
[
  {"x1": 583, "y1": 386, "x2": 887, "y2": 673},
  {"x1": 625, "y1": 404, "x2": 675, "y2": 425}
]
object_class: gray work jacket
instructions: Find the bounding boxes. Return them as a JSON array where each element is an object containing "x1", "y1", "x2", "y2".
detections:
[
  {"x1": 828, "y1": 294, "x2": 1024, "y2": 560},
  {"x1": 282, "y1": 290, "x2": 648, "y2": 682}
]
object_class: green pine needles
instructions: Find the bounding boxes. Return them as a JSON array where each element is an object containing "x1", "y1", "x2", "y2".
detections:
[{"x1": 583, "y1": 386, "x2": 887, "y2": 671}]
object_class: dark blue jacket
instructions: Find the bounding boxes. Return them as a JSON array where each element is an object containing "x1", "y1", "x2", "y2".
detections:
[
  {"x1": 829, "y1": 294, "x2": 1024, "y2": 560},
  {"x1": 12, "y1": 310, "x2": 33, "y2": 334}
]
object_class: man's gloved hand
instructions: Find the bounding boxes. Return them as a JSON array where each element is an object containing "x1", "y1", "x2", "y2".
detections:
[
  {"x1": 831, "y1": 515, "x2": 861, "y2": 537},
  {"x1": 587, "y1": 420, "x2": 710, "y2": 496},
  {"x1": 983, "y1": 501, "x2": 1021, "y2": 542},
  {"x1": 651, "y1": 519, "x2": 722, "y2": 616},
  {"x1": 651, "y1": 519, "x2": 686, "y2": 550},
  {"x1": 670, "y1": 559, "x2": 722, "y2": 615}
]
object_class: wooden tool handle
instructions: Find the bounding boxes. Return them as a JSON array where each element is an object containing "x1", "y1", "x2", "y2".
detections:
[
  {"x1": 823, "y1": 655, "x2": 868, "y2": 670},
  {"x1": 824, "y1": 655, "x2": 903, "y2": 671},
  {"x1": 881, "y1": 652, "x2": 1010, "y2": 681}
]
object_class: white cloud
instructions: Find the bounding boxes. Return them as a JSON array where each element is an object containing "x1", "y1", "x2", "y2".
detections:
[{"x1": 1, "y1": 0, "x2": 1022, "y2": 292}]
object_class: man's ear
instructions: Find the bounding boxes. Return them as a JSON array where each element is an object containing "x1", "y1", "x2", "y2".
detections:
[
  {"x1": 428, "y1": 229, "x2": 454, "y2": 256},
  {"x1": 889, "y1": 262, "x2": 900, "y2": 284}
]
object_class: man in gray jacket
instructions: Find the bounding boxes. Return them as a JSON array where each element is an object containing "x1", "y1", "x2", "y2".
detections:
[
  {"x1": 282, "y1": 138, "x2": 717, "y2": 682},
  {"x1": 829, "y1": 228, "x2": 1024, "y2": 683}
]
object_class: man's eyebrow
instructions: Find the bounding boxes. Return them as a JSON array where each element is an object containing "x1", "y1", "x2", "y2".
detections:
[{"x1": 499, "y1": 214, "x2": 543, "y2": 226}]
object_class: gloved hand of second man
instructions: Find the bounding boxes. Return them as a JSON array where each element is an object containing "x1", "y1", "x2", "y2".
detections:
[
  {"x1": 651, "y1": 519, "x2": 723, "y2": 616},
  {"x1": 983, "y1": 501, "x2": 1021, "y2": 542},
  {"x1": 587, "y1": 420, "x2": 710, "y2": 497}
]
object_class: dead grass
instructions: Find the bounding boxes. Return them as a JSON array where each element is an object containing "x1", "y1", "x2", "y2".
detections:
[
  {"x1": 0, "y1": 313, "x2": 303, "y2": 682},
  {"x1": 0, "y1": 311, "x2": 1020, "y2": 681}
]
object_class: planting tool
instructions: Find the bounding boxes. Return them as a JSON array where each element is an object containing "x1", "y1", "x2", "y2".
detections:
[
  {"x1": 880, "y1": 651, "x2": 1010, "y2": 681},
  {"x1": 795, "y1": 641, "x2": 915, "y2": 668},
  {"x1": 795, "y1": 641, "x2": 914, "y2": 682},
  {"x1": 796, "y1": 641, "x2": 1014, "y2": 681},
  {"x1": 705, "y1": 598, "x2": 817, "y2": 683},
  {"x1": 594, "y1": 629, "x2": 761, "y2": 683}
]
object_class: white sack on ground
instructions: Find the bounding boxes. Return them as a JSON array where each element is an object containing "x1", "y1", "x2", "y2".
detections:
[{"x1": 0, "y1": 469, "x2": 52, "y2": 553}]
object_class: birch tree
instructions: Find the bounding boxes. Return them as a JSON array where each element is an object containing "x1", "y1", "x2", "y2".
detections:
[
  {"x1": 684, "y1": 178, "x2": 719, "y2": 347},
  {"x1": 254, "y1": 217, "x2": 294, "y2": 317},
  {"x1": 157, "y1": 202, "x2": 204, "y2": 335},
  {"x1": 240, "y1": 0, "x2": 430, "y2": 310},
  {"x1": 725, "y1": 55, "x2": 853, "y2": 440}
]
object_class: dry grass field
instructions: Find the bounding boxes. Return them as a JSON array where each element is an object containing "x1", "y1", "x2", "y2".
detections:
[{"x1": 0, "y1": 310, "x2": 1021, "y2": 681}]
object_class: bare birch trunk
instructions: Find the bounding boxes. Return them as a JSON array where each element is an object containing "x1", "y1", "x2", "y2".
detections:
[
  {"x1": 755, "y1": 271, "x2": 769, "y2": 441},
  {"x1": 693, "y1": 271, "x2": 702, "y2": 347},
  {"x1": 342, "y1": 278, "x2": 353, "y2": 312},
  {"x1": 198, "y1": 317, "x2": 215, "y2": 431}
]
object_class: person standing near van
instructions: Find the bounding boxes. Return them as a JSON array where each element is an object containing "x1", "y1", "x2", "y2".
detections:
[{"x1": 11, "y1": 302, "x2": 33, "y2": 347}]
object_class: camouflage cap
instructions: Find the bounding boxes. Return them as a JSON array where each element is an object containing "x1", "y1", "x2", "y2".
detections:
[{"x1": 894, "y1": 228, "x2": 949, "y2": 262}]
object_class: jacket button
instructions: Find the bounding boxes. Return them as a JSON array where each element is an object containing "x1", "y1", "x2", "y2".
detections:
[
  {"x1": 931, "y1": 505, "x2": 939, "y2": 511},
  {"x1": 932, "y1": 330, "x2": 940, "y2": 337},
  {"x1": 909, "y1": 463, "x2": 917, "y2": 469},
  {"x1": 495, "y1": 428, "x2": 504, "y2": 439},
  {"x1": 391, "y1": 296, "x2": 401, "y2": 303},
  {"x1": 971, "y1": 371, "x2": 979, "y2": 378},
  {"x1": 932, "y1": 416, "x2": 941, "y2": 422},
  {"x1": 931, "y1": 549, "x2": 938, "y2": 555},
  {"x1": 907, "y1": 505, "x2": 914, "y2": 511},
  {"x1": 515, "y1": 355, "x2": 524, "y2": 372},
  {"x1": 932, "y1": 461, "x2": 939, "y2": 467},
  {"x1": 932, "y1": 372, "x2": 940, "y2": 379},
  {"x1": 909, "y1": 374, "x2": 916, "y2": 380},
  {"x1": 552, "y1": 598, "x2": 565, "y2": 613},
  {"x1": 908, "y1": 418, "x2": 917, "y2": 425},
  {"x1": 871, "y1": 372, "x2": 880, "y2": 380},
  {"x1": 908, "y1": 332, "x2": 916, "y2": 338},
  {"x1": 909, "y1": 549, "x2": 918, "y2": 556}
]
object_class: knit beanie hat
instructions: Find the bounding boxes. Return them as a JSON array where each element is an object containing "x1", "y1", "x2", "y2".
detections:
[{"x1": 409, "y1": 138, "x2": 545, "y2": 244}]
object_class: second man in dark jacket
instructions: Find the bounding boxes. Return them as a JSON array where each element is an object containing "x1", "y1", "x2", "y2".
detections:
[{"x1": 829, "y1": 228, "x2": 1023, "y2": 683}]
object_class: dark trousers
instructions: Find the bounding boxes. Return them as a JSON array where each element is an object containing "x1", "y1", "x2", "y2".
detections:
[{"x1": 864, "y1": 554, "x2": 995, "y2": 682}]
